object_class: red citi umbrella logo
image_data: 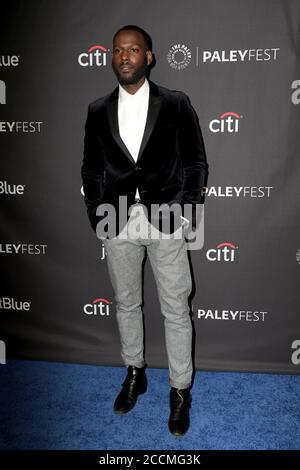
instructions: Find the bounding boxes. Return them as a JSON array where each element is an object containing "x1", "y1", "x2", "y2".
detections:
[
  {"x1": 83, "y1": 298, "x2": 112, "y2": 316},
  {"x1": 209, "y1": 112, "x2": 242, "y2": 133},
  {"x1": 78, "y1": 45, "x2": 109, "y2": 67},
  {"x1": 206, "y1": 242, "x2": 238, "y2": 262}
]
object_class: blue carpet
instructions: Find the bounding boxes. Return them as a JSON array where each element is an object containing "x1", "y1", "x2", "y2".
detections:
[{"x1": 0, "y1": 360, "x2": 299, "y2": 450}]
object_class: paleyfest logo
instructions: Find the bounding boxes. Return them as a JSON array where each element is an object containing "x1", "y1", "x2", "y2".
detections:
[
  {"x1": 78, "y1": 45, "x2": 110, "y2": 67},
  {"x1": 168, "y1": 45, "x2": 280, "y2": 69},
  {"x1": 167, "y1": 44, "x2": 192, "y2": 70}
]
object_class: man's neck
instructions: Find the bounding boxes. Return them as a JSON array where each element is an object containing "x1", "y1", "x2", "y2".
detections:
[{"x1": 120, "y1": 76, "x2": 146, "y2": 95}]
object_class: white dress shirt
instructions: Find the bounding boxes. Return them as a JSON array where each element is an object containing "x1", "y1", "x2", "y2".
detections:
[
  {"x1": 118, "y1": 78, "x2": 149, "y2": 200},
  {"x1": 118, "y1": 78, "x2": 189, "y2": 229}
]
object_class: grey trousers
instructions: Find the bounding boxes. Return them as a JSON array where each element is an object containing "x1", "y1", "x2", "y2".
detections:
[{"x1": 102, "y1": 204, "x2": 193, "y2": 389}]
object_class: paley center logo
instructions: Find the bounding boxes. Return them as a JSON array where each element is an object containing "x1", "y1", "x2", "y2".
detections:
[
  {"x1": 167, "y1": 44, "x2": 192, "y2": 70},
  {"x1": 206, "y1": 242, "x2": 238, "y2": 262},
  {"x1": 78, "y1": 45, "x2": 110, "y2": 67},
  {"x1": 83, "y1": 297, "x2": 112, "y2": 316},
  {"x1": 209, "y1": 111, "x2": 242, "y2": 133}
]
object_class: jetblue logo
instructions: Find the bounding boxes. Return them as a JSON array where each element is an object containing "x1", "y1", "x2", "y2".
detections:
[{"x1": 0, "y1": 55, "x2": 19, "y2": 67}]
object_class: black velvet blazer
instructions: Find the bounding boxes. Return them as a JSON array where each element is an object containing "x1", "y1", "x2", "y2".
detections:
[{"x1": 81, "y1": 79, "x2": 208, "y2": 235}]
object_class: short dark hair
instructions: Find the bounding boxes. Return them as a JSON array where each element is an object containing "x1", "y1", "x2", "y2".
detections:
[{"x1": 113, "y1": 25, "x2": 152, "y2": 51}]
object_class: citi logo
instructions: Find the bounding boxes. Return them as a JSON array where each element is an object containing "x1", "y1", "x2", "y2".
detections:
[
  {"x1": 0, "y1": 297, "x2": 31, "y2": 311},
  {"x1": 209, "y1": 112, "x2": 242, "y2": 133},
  {"x1": 0, "y1": 180, "x2": 25, "y2": 195},
  {"x1": 206, "y1": 242, "x2": 238, "y2": 262},
  {"x1": 78, "y1": 45, "x2": 109, "y2": 67},
  {"x1": 83, "y1": 298, "x2": 112, "y2": 316},
  {"x1": 0, "y1": 80, "x2": 6, "y2": 104}
]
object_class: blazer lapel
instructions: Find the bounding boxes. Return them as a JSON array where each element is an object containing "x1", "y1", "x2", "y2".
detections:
[
  {"x1": 106, "y1": 80, "x2": 162, "y2": 165},
  {"x1": 106, "y1": 86, "x2": 135, "y2": 164},
  {"x1": 137, "y1": 83, "x2": 162, "y2": 162}
]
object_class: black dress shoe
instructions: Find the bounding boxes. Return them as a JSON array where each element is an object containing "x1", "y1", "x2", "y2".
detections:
[
  {"x1": 113, "y1": 365, "x2": 147, "y2": 414},
  {"x1": 168, "y1": 387, "x2": 192, "y2": 436}
]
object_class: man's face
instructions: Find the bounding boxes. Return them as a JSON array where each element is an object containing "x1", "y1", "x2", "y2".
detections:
[{"x1": 112, "y1": 30, "x2": 152, "y2": 85}]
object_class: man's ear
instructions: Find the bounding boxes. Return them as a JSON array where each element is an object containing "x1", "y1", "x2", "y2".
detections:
[{"x1": 146, "y1": 50, "x2": 153, "y2": 66}]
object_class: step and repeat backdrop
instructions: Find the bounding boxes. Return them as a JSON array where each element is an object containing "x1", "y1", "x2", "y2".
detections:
[{"x1": 1, "y1": 0, "x2": 299, "y2": 373}]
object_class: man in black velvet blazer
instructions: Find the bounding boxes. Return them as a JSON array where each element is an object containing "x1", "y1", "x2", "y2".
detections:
[{"x1": 81, "y1": 25, "x2": 208, "y2": 436}]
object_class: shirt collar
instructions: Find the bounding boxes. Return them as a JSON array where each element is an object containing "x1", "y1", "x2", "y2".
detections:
[{"x1": 118, "y1": 77, "x2": 149, "y2": 103}]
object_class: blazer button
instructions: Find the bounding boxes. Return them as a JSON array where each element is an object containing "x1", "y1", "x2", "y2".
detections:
[{"x1": 135, "y1": 166, "x2": 141, "y2": 171}]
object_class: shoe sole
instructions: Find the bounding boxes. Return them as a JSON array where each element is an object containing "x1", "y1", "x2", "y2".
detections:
[{"x1": 168, "y1": 424, "x2": 190, "y2": 437}]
